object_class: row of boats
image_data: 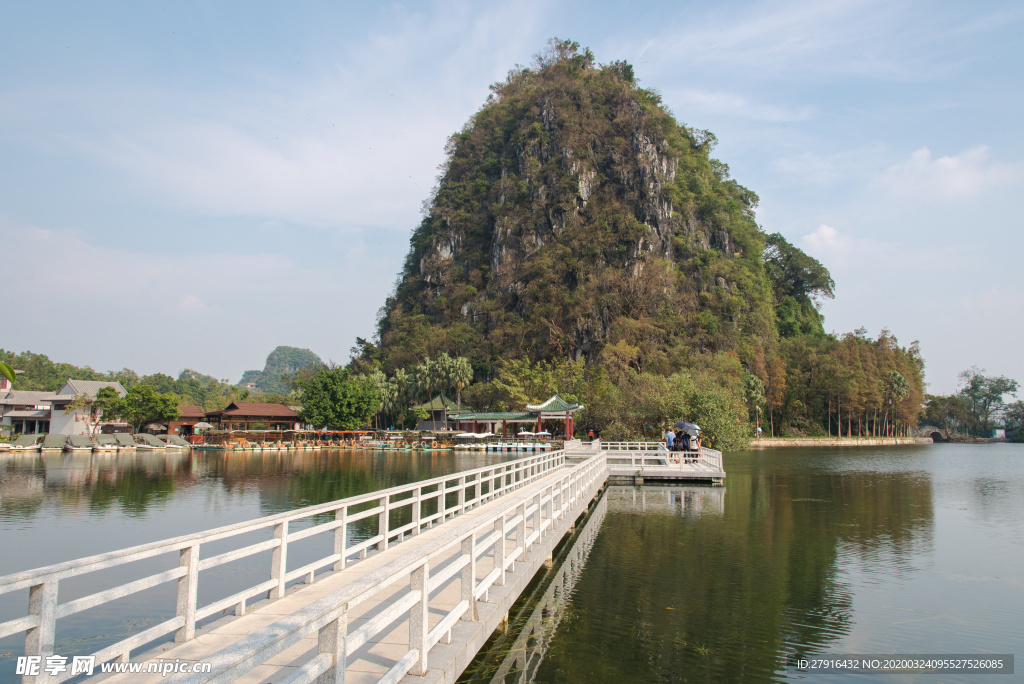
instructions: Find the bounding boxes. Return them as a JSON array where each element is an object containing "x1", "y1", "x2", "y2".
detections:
[
  {"x1": 2, "y1": 430, "x2": 562, "y2": 455},
  {"x1": 1, "y1": 433, "x2": 192, "y2": 453},
  {"x1": 193, "y1": 429, "x2": 559, "y2": 453}
]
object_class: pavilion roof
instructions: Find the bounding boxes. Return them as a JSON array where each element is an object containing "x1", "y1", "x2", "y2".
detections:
[
  {"x1": 207, "y1": 402, "x2": 299, "y2": 419},
  {"x1": 411, "y1": 395, "x2": 458, "y2": 411},
  {"x1": 177, "y1": 405, "x2": 206, "y2": 419},
  {"x1": 450, "y1": 412, "x2": 534, "y2": 421},
  {"x1": 525, "y1": 395, "x2": 582, "y2": 413}
]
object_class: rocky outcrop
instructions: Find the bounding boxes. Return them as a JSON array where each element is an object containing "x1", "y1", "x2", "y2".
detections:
[{"x1": 380, "y1": 42, "x2": 772, "y2": 368}]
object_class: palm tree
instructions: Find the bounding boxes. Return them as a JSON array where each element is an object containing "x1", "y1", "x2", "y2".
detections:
[
  {"x1": 412, "y1": 359, "x2": 435, "y2": 430},
  {"x1": 436, "y1": 353, "x2": 456, "y2": 429},
  {"x1": 391, "y1": 368, "x2": 410, "y2": 428},
  {"x1": 451, "y1": 356, "x2": 473, "y2": 418}
]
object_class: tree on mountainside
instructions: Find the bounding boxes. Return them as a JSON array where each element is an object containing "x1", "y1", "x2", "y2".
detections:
[
  {"x1": 763, "y1": 233, "x2": 834, "y2": 337},
  {"x1": 744, "y1": 373, "x2": 765, "y2": 436}
]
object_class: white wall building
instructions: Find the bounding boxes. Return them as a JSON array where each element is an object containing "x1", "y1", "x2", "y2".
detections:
[{"x1": 49, "y1": 380, "x2": 128, "y2": 435}]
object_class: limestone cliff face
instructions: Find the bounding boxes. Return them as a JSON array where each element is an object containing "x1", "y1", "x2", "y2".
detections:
[{"x1": 380, "y1": 43, "x2": 774, "y2": 371}]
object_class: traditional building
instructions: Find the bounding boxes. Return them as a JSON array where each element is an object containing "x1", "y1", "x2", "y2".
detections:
[
  {"x1": 0, "y1": 390, "x2": 58, "y2": 435},
  {"x1": 411, "y1": 395, "x2": 459, "y2": 431},
  {"x1": 450, "y1": 395, "x2": 583, "y2": 439},
  {"x1": 205, "y1": 402, "x2": 300, "y2": 431},
  {"x1": 167, "y1": 405, "x2": 207, "y2": 436}
]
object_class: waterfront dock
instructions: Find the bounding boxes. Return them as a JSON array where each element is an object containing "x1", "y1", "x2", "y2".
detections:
[
  {"x1": 569, "y1": 440, "x2": 726, "y2": 485},
  {"x1": 0, "y1": 443, "x2": 722, "y2": 683}
]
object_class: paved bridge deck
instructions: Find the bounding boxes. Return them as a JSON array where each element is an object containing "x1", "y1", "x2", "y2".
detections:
[{"x1": 110, "y1": 467, "x2": 596, "y2": 683}]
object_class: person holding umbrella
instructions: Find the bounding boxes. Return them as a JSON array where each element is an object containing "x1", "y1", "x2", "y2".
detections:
[{"x1": 674, "y1": 422, "x2": 701, "y2": 460}]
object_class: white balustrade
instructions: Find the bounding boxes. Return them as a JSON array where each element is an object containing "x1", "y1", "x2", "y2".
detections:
[
  {"x1": 0, "y1": 450, "x2": 567, "y2": 682},
  {"x1": 173, "y1": 451, "x2": 608, "y2": 684}
]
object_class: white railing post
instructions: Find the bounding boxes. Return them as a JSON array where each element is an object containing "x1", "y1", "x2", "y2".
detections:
[
  {"x1": 378, "y1": 496, "x2": 390, "y2": 551},
  {"x1": 458, "y1": 476, "x2": 466, "y2": 514},
  {"x1": 517, "y1": 502, "x2": 528, "y2": 562},
  {"x1": 334, "y1": 507, "x2": 347, "y2": 571},
  {"x1": 460, "y1": 535, "x2": 477, "y2": 621},
  {"x1": 410, "y1": 562, "x2": 429, "y2": 675},
  {"x1": 271, "y1": 520, "x2": 289, "y2": 599},
  {"x1": 175, "y1": 543, "x2": 199, "y2": 641},
  {"x1": 494, "y1": 516, "x2": 506, "y2": 587},
  {"x1": 534, "y1": 492, "x2": 544, "y2": 539},
  {"x1": 24, "y1": 580, "x2": 58, "y2": 682},
  {"x1": 436, "y1": 480, "x2": 446, "y2": 524},
  {"x1": 316, "y1": 606, "x2": 347, "y2": 684},
  {"x1": 412, "y1": 486, "x2": 422, "y2": 536}
]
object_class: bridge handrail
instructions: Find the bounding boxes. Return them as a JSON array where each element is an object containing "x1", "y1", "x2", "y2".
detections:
[
  {"x1": 598, "y1": 441, "x2": 666, "y2": 451},
  {"x1": 600, "y1": 444, "x2": 724, "y2": 472},
  {"x1": 0, "y1": 450, "x2": 567, "y2": 680},
  {"x1": 173, "y1": 451, "x2": 609, "y2": 684}
]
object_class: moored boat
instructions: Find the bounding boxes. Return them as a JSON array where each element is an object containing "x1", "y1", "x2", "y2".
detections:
[
  {"x1": 134, "y1": 434, "x2": 167, "y2": 451},
  {"x1": 64, "y1": 435, "x2": 94, "y2": 452},
  {"x1": 9, "y1": 435, "x2": 42, "y2": 452},
  {"x1": 41, "y1": 434, "x2": 67, "y2": 453},
  {"x1": 94, "y1": 434, "x2": 119, "y2": 452},
  {"x1": 158, "y1": 434, "x2": 193, "y2": 450}
]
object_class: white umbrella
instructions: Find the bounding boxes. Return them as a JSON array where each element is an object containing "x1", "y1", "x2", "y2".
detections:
[{"x1": 193, "y1": 422, "x2": 213, "y2": 430}]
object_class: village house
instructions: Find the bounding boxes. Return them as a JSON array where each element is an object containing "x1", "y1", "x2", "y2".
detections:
[
  {"x1": 0, "y1": 389, "x2": 58, "y2": 435},
  {"x1": 49, "y1": 380, "x2": 128, "y2": 435}
]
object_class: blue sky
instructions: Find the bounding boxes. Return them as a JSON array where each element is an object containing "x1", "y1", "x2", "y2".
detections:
[{"x1": 2, "y1": 0, "x2": 1021, "y2": 393}]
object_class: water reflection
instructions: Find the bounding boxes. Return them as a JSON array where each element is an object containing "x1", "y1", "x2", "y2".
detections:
[
  {"x1": 465, "y1": 490, "x2": 609, "y2": 684},
  {"x1": 473, "y1": 451, "x2": 942, "y2": 684}
]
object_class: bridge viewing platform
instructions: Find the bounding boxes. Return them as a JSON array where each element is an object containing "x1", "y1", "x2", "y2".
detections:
[{"x1": 0, "y1": 443, "x2": 723, "y2": 683}]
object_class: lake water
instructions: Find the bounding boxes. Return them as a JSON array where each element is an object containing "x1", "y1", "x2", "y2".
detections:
[{"x1": 2, "y1": 444, "x2": 1022, "y2": 683}]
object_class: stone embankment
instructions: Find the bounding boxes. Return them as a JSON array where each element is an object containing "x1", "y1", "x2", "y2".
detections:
[{"x1": 749, "y1": 437, "x2": 933, "y2": 448}]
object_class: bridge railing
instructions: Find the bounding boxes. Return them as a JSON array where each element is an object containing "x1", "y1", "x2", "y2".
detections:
[
  {"x1": 599, "y1": 441, "x2": 724, "y2": 471},
  {"x1": 175, "y1": 451, "x2": 608, "y2": 684},
  {"x1": 0, "y1": 450, "x2": 567, "y2": 682}
]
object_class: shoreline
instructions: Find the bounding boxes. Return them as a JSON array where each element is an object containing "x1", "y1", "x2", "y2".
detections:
[{"x1": 748, "y1": 436, "x2": 933, "y2": 448}]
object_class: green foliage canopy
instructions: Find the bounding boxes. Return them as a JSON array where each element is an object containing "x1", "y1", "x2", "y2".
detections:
[{"x1": 298, "y1": 367, "x2": 379, "y2": 430}]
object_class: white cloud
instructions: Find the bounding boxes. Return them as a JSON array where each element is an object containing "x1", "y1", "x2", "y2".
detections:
[
  {"x1": 0, "y1": 218, "x2": 396, "y2": 379},
  {"x1": 801, "y1": 224, "x2": 855, "y2": 266},
  {"x1": 876, "y1": 145, "x2": 1021, "y2": 199},
  {"x1": 667, "y1": 89, "x2": 814, "y2": 122},
  {"x1": 2, "y1": 2, "x2": 553, "y2": 231},
  {"x1": 624, "y1": 0, "x2": 988, "y2": 81}
]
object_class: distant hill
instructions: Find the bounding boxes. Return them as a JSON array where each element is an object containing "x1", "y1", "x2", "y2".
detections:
[
  {"x1": 179, "y1": 368, "x2": 219, "y2": 385},
  {"x1": 237, "y1": 346, "x2": 324, "y2": 394}
]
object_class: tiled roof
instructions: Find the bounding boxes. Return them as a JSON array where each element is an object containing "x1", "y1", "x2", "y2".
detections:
[
  {"x1": 177, "y1": 405, "x2": 206, "y2": 419},
  {"x1": 61, "y1": 380, "x2": 127, "y2": 398},
  {"x1": 4, "y1": 409, "x2": 51, "y2": 418},
  {"x1": 212, "y1": 402, "x2": 299, "y2": 418},
  {"x1": 525, "y1": 395, "x2": 581, "y2": 412},
  {"x1": 450, "y1": 412, "x2": 535, "y2": 421},
  {"x1": 412, "y1": 395, "x2": 458, "y2": 411},
  {"x1": 0, "y1": 390, "x2": 59, "y2": 406}
]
